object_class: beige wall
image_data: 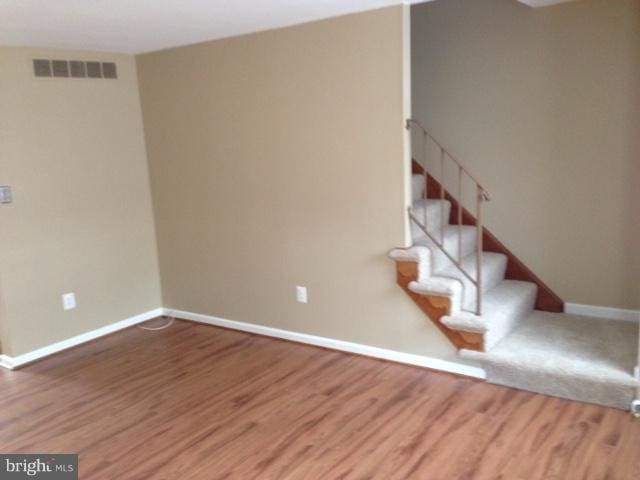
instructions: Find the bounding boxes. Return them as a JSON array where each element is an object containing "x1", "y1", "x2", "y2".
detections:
[
  {"x1": 412, "y1": 0, "x2": 640, "y2": 309},
  {"x1": 137, "y1": 6, "x2": 460, "y2": 361},
  {"x1": 0, "y1": 47, "x2": 162, "y2": 356}
]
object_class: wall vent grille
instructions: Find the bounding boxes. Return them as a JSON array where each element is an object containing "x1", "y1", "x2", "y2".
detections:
[
  {"x1": 33, "y1": 59, "x2": 51, "y2": 77},
  {"x1": 69, "y1": 61, "x2": 86, "y2": 78},
  {"x1": 52, "y1": 60, "x2": 69, "y2": 77},
  {"x1": 33, "y1": 59, "x2": 117, "y2": 80}
]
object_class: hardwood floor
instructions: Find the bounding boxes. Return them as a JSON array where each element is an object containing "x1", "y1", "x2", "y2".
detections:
[{"x1": 1, "y1": 318, "x2": 639, "y2": 479}]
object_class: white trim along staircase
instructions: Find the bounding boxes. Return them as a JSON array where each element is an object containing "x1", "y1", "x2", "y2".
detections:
[{"x1": 390, "y1": 120, "x2": 640, "y2": 412}]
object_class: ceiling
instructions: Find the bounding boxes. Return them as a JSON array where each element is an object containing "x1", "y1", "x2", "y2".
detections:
[
  {"x1": 0, "y1": 0, "x2": 417, "y2": 54},
  {"x1": 0, "y1": 0, "x2": 576, "y2": 55}
]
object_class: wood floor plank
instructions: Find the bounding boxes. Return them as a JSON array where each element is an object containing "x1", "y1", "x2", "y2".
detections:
[{"x1": 1, "y1": 319, "x2": 638, "y2": 479}]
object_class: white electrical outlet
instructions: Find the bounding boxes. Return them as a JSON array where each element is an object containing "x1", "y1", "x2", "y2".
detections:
[
  {"x1": 62, "y1": 292, "x2": 76, "y2": 310},
  {"x1": 0, "y1": 186, "x2": 12, "y2": 204},
  {"x1": 296, "y1": 286, "x2": 308, "y2": 304}
]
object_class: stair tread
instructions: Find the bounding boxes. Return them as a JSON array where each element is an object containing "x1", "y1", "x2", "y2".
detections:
[
  {"x1": 411, "y1": 198, "x2": 451, "y2": 224},
  {"x1": 442, "y1": 279, "x2": 537, "y2": 343},
  {"x1": 413, "y1": 226, "x2": 477, "y2": 251},
  {"x1": 413, "y1": 224, "x2": 477, "y2": 245},
  {"x1": 435, "y1": 252, "x2": 508, "y2": 309},
  {"x1": 436, "y1": 251, "x2": 505, "y2": 277},
  {"x1": 411, "y1": 198, "x2": 450, "y2": 209},
  {"x1": 480, "y1": 280, "x2": 536, "y2": 317}
]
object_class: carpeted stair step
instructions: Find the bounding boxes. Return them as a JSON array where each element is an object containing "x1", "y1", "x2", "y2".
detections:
[
  {"x1": 435, "y1": 251, "x2": 508, "y2": 310},
  {"x1": 412, "y1": 225, "x2": 478, "y2": 273},
  {"x1": 442, "y1": 279, "x2": 537, "y2": 350},
  {"x1": 412, "y1": 173, "x2": 425, "y2": 202},
  {"x1": 461, "y1": 312, "x2": 640, "y2": 410},
  {"x1": 410, "y1": 199, "x2": 451, "y2": 240}
]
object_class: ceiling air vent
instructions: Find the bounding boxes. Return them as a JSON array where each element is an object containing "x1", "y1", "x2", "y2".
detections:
[{"x1": 32, "y1": 59, "x2": 118, "y2": 80}]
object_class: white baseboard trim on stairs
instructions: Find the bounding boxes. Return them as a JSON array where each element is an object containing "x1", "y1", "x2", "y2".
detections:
[
  {"x1": 565, "y1": 303, "x2": 640, "y2": 322},
  {"x1": 165, "y1": 308, "x2": 486, "y2": 380},
  {"x1": 0, "y1": 308, "x2": 164, "y2": 370}
]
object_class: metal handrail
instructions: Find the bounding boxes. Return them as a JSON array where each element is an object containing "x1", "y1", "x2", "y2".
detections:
[
  {"x1": 406, "y1": 119, "x2": 491, "y2": 201},
  {"x1": 406, "y1": 118, "x2": 490, "y2": 316}
]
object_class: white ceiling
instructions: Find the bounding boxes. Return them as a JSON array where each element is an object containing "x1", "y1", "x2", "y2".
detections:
[
  {"x1": 0, "y1": 0, "x2": 417, "y2": 54},
  {"x1": 0, "y1": 0, "x2": 576, "y2": 55}
]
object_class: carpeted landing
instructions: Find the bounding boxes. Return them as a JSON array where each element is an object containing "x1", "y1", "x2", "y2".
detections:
[{"x1": 462, "y1": 312, "x2": 639, "y2": 410}]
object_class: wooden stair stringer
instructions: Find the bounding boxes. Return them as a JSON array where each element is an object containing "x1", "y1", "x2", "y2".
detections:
[{"x1": 396, "y1": 261, "x2": 484, "y2": 352}]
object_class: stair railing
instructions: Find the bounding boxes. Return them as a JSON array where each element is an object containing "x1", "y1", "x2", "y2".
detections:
[{"x1": 406, "y1": 118, "x2": 491, "y2": 316}]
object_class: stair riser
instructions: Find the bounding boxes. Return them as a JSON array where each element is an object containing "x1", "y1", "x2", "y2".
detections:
[
  {"x1": 455, "y1": 256, "x2": 508, "y2": 310},
  {"x1": 483, "y1": 287, "x2": 537, "y2": 350},
  {"x1": 396, "y1": 262, "x2": 484, "y2": 351},
  {"x1": 412, "y1": 228, "x2": 478, "y2": 274},
  {"x1": 411, "y1": 174, "x2": 425, "y2": 202},
  {"x1": 411, "y1": 199, "x2": 483, "y2": 275},
  {"x1": 410, "y1": 221, "x2": 452, "y2": 244},
  {"x1": 410, "y1": 200, "x2": 451, "y2": 237},
  {"x1": 426, "y1": 232, "x2": 477, "y2": 273}
]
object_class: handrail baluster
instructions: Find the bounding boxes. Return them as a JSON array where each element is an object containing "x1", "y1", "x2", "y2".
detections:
[{"x1": 405, "y1": 118, "x2": 490, "y2": 316}]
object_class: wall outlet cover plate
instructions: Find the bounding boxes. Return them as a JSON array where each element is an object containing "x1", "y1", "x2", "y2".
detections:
[{"x1": 0, "y1": 186, "x2": 12, "y2": 204}]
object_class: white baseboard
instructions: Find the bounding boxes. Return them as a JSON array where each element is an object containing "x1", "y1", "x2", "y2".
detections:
[
  {"x1": 3, "y1": 302, "x2": 634, "y2": 377},
  {"x1": 0, "y1": 355, "x2": 14, "y2": 370},
  {"x1": 0, "y1": 305, "x2": 484, "y2": 379},
  {"x1": 165, "y1": 308, "x2": 486, "y2": 379},
  {"x1": 565, "y1": 303, "x2": 640, "y2": 322},
  {"x1": 0, "y1": 308, "x2": 164, "y2": 370}
]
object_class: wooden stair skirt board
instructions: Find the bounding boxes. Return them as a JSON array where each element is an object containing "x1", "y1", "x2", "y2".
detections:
[
  {"x1": 396, "y1": 261, "x2": 484, "y2": 351},
  {"x1": 411, "y1": 160, "x2": 563, "y2": 313}
]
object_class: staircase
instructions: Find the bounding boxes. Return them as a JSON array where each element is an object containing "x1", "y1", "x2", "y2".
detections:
[{"x1": 390, "y1": 119, "x2": 640, "y2": 412}]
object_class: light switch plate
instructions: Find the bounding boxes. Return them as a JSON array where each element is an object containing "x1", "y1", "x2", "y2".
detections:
[{"x1": 0, "y1": 186, "x2": 12, "y2": 204}]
